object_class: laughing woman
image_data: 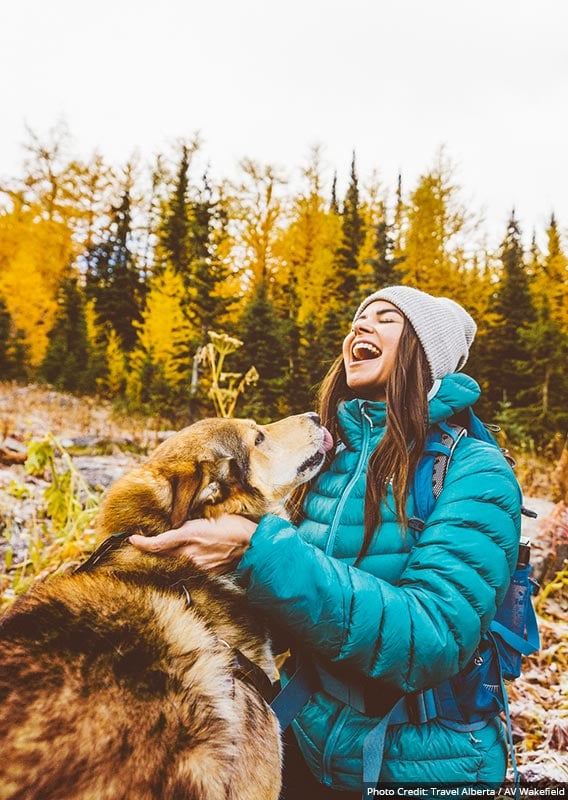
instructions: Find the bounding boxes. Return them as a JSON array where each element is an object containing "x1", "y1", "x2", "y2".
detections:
[{"x1": 131, "y1": 286, "x2": 521, "y2": 797}]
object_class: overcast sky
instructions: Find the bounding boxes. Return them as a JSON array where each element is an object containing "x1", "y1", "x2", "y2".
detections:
[{"x1": 1, "y1": 0, "x2": 567, "y2": 248}]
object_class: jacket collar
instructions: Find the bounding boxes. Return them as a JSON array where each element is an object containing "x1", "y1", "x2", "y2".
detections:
[{"x1": 337, "y1": 373, "x2": 481, "y2": 450}]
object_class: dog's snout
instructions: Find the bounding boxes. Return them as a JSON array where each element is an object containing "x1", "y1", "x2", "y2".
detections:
[{"x1": 306, "y1": 413, "x2": 321, "y2": 426}]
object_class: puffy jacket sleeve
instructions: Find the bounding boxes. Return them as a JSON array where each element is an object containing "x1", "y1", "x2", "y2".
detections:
[{"x1": 235, "y1": 438, "x2": 522, "y2": 692}]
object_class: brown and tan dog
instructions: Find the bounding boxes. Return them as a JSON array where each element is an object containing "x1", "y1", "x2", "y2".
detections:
[{"x1": 0, "y1": 413, "x2": 332, "y2": 800}]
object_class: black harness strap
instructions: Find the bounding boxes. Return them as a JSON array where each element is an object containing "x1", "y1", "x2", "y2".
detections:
[
  {"x1": 76, "y1": 534, "x2": 276, "y2": 706},
  {"x1": 231, "y1": 648, "x2": 275, "y2": 704},
  {"x1": 74, "y1": 530, "x2": 132, "y2": 573}
]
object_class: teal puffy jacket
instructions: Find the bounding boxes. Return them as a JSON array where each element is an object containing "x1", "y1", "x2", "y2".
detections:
[{"x1": 236, "y1": 374, "x2": 522, "y2": 789}]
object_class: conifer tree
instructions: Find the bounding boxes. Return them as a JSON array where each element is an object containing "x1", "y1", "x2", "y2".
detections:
[
  {"x1": 85, "y1": 186, "x2": 144, "y2": 351},
  {"x1": 392, "y1": 172, "x2": 405, "y2": 254},
  {"x1": 185, "y1": 176, "x2": 231, "y2": 338},
  {"x1": 40, "y1": 273, "x2": 92, "y2": 392},
  {"x1": 365, "y1": 207, "x2": 406, "y2": 289},
  {"x1": 334, "y1": 153, "x2": 365, "y2": 303},
  {"x1": 233, "y1": 280, "x2": 291, "y2": 421},
  {"x1": 519, "y1": 298, "x2": 568, "y2": 434},
  {"x1": 162, "y1": 143, "x2": 195, "y2": 277},
  {"x1": 0, "y1": 297, "x2": 26, "y2": 379},
  {"x1": 330, "y1": 172, "x2": 339, "y2": 215},
  {"x1": 484, "y1": 212, "x2": 537, "y2": 408}
]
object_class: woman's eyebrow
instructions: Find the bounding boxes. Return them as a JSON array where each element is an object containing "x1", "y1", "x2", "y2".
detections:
[{"x1": 374, "y1": 308, "x2": 403, "y2": 317}]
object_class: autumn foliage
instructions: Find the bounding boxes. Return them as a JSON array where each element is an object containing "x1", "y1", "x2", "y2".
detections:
[{"x1": 0, "y1": 126, "x2": 566, "y2": 451}]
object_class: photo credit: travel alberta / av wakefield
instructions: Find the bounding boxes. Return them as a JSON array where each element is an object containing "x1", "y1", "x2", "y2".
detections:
[{"x1": 364, "y1": 784, "x2": 567, "y2": 797}]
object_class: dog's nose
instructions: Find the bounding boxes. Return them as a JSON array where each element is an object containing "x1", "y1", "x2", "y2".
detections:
[{"x1": 306, "y1": 413, "x2": 321, "y2": 425}]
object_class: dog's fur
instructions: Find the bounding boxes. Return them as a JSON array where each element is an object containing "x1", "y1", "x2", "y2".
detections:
[{"x1": 0, "y1": 414, "x2": 330, "y2": 800}]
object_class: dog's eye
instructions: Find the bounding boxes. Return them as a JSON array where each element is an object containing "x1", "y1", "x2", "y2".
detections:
[{"x1": 255, "y1": 431, "x2": 265, "y2": 446}]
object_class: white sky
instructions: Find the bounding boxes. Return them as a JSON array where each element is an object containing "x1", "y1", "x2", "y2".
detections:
[{"x1": 1, "y1": 0, "x2": 567, "y2": 249}]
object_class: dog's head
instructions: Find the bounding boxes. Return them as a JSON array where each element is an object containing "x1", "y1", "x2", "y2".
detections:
[{"x1": 95, "y1": 413, "x2": 333, "y2": 538}]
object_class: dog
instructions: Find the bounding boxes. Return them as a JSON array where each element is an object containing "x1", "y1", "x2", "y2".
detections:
[{"x1": 0, "y1": 413, "x2": 333, "y2": 800}]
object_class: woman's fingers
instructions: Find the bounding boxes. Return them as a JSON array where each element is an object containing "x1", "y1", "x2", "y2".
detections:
[
  {"x1": 128, "y1": 514, "x2": 257, "y2": 572},
  {"x1": 128, "y1": 520, "x2": 201, "y2": 553}
]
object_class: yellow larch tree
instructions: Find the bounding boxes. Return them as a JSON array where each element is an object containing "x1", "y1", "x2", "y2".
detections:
[
  {"x1": 0, "y1": 205, "x2": 75, "y2": 366},
  {"x1": 532, "y1": 215, "x2": 568, "y2": 332},
  {"x1": 229, "y1": 159, "x2": 288, "y2": 295},
  {"x1": 126, "y1": 264, "x2": 195, "y2": 406},
  {"x1": 272, "y1": 147, "x2": 342, "y2": 326}
]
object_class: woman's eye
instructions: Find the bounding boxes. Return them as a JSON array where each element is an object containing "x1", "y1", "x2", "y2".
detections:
[{"x1": 255, "y1": 431, "x2": 265, "y2": 446}]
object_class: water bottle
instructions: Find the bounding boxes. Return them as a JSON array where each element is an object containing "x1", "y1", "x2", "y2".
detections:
[{"x1": 492, "y1": 538, "x2": 535, "y2": 679}]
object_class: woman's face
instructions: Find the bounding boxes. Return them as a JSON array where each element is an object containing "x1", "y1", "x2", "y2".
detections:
[{"x1": 342, "y1": 300, "x2": 405, "y2": 401}]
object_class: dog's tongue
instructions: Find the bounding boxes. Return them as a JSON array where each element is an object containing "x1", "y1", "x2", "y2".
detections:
[{"x1": 320, "y1": 427, "x2": 334, "y2": 453}]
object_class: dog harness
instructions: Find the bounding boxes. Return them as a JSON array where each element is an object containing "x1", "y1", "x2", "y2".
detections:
[{"x1": 76, "y1": 532, "x2": 275, "y2": 705}]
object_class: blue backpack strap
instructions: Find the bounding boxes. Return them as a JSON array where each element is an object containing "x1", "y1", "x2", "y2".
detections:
[
  {"x1": 490, "y1": 607, "x2": 540, "y2": 657},
  {"x1": 270, "y1": 656, "x2": 317, "y2": 730},
  {"x1": 409, "y1": 422, "x2": 466, "y2": 530}
]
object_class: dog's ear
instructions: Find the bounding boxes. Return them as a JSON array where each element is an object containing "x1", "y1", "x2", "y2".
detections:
[
  {"x1": 170, "y1": 464, "x2": 206, "y2": 528},
  {"x1": 170, "y1": 457, "x2": 238, "y2": 528}
]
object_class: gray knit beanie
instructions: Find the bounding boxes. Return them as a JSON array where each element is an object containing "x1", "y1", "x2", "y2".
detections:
[{"x1": 353, "y1": 286, "x2": 477, "y2": 381}]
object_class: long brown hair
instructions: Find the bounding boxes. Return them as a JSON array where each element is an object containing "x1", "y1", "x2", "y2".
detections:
[{"x1": 287, "y1": 320, "x2": 432, "y2": 564}]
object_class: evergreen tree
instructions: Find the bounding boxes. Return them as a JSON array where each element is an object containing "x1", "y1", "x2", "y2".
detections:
[
  {"x1": 0, "y1": 297, "x2": 13, "y2": 377},
  {"x1": 334, "y1": 153, "x2": 365, "y2": 302},
  {"x1": 315, "y1": 305, "x2": 349, "y2": 377},
  {"x1": 85, "y1": 187, "x2": 144, "y2": 351},
  {"x1": 185, "y1": 176, "x2": 231, "y2": 338},
  {"x1": 484, "y1": 212, "x2": 537, "y2": 407},
  {"x1": 522, "y1": 300, "x2": 568, "y2": 414},
  {"x1": 233, "y1": 281, "x2": 291, "y2": 421},
  {"x1": 291, "y1": 314, "x2": 322, "y2": 412},
  {"x1": 41, "y1": 273, "x2": 92, "y2": 392},
  {"x1": 392, "y1": 172, "x2": 404, "y2": 254},
  {"x1": 0, "y1": 298, "x2": 27, "y2": 380},
  {"x1": 330, "y1": 172, "x2": 339, "y2": 215},
  {"x1": 162, "y1": 143, "x2": 193, "y2": 277},
  {"x1": 365, "y1": 207, "x2": 406, "y2": 288}
]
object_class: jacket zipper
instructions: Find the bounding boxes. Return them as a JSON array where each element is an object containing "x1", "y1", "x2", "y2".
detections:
[
  {"x1": 321, "y1": 404, "x2": 373, "y2": 785},
  {"x1": 324, "y1": 403, "x2": 372, "y2": 556}
]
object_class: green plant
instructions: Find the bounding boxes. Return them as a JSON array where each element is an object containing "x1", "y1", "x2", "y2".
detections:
[{"x1": 1, "y1": 435, "x2": 102, "y2": 608}]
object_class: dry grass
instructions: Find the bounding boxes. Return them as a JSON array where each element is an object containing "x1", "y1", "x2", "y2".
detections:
[{"x1": 0, "y1": 382, "x2": 171, "y2": 448}]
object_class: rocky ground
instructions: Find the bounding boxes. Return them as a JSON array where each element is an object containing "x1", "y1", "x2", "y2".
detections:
[{"x1": 0, "y1": 383, "x2": 566, "y2": 784}]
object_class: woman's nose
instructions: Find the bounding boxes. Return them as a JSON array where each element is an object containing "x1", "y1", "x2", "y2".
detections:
[{"x1": 353, "y1": 317, "x2": 372, "y2": 334}]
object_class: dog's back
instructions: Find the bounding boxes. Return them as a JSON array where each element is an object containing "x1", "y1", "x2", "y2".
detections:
[{"x1": 0, "y1": 551, "x2": 280, "y2": 800}]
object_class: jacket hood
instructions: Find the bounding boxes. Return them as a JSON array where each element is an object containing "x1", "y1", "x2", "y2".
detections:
[
  {"x1": 427, "y1": 372, "x2": 481, "y2": 424},
  {"x1": 337, "y1": 373, "x2": 481, "y2": 449}
]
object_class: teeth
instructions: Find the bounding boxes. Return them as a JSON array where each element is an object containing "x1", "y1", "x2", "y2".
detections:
[{"x1": 352, "y1": 342, "x2": 381, "y2": 360}]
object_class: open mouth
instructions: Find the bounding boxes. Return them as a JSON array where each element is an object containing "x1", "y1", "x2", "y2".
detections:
[
  {"x1": 352, "y1": 342, "x2": 381, "y2": 362},
  {"x1": 298, "y1": 449, "x2": 325, "y2": 473},
  {"x1": 298, "y1": 426, "x2": 334, "y2": 474}
]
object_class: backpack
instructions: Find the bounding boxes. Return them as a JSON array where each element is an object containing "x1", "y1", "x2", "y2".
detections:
[
  {"x1": 271, "y1": 408, "x2": 540, "y2": 792},
  {"x1": 408, "y1": 411, "x2": 540, "y2": 780}
]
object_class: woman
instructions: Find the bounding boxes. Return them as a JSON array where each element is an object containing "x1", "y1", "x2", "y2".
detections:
[{"x1": 131, "y1": 286, "x2": 521, "y2": 796}]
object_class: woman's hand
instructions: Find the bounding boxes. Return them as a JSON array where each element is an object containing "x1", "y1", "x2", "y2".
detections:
[{"x1": 129, "y1": 514, "x2": 257, "y2": 575}]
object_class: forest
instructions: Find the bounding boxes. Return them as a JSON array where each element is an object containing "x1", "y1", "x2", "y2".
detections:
[{"x1": 0, "y1": 124, "x2": 566, "y2": 453}]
